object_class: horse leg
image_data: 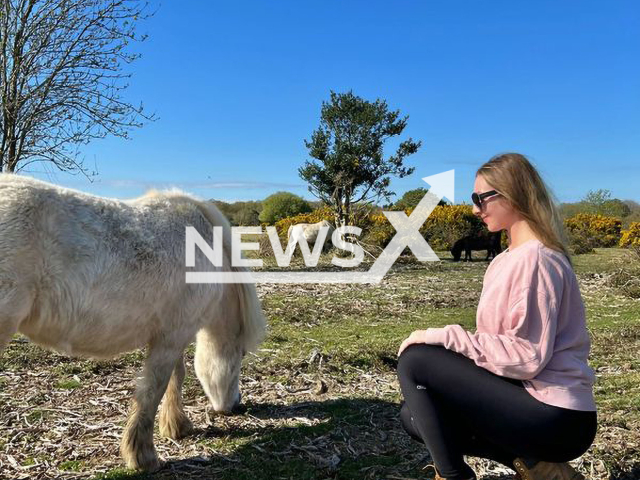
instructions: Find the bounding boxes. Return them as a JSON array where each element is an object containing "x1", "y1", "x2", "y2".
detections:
[
  {"x1": 0, "y1": 287, "x2": 32, "y2": 352},
  {"x1": 159, "y1": 353, "x2": 193, "y2": 440},
  {"x1": 120, "y1": 340, "x2": 184, "y2": 471}
]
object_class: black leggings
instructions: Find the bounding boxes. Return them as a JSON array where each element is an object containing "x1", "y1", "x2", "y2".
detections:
[{"x1": 397, "y1": 344, "x2": 597, "y2": 480}]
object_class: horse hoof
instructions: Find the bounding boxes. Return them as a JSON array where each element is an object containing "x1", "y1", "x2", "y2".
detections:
[
  {"x1": 124, "y1": 453, "x2": 161, "y2": 472},
  {"x1": 143, "y1": 457, "x2": 162, "y2": 472},
  {"x1": 160, "y1": 414, "x2": 193, "y2": 440},
  {"x1": 121, "y1": 431, "x2": 161, "y2": 472}
]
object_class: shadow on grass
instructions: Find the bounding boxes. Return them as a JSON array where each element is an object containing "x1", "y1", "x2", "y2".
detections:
[
  {"x1": 91, "y1": 398, "x2": 436, "y2": 480},
  {"x1": 96, "y1": 396, "x2": 620, "y2": 480},
  {"x1": 90, "y1": 395, "x2": 637, "y2": 480}
]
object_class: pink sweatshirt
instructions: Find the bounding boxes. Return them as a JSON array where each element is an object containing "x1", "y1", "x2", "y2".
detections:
[{"x1": 423, "y1": 238, "x2": 596, "y2": 411}]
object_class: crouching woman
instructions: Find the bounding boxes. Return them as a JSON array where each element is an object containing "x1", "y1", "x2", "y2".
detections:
[{"x1": 397, "y1": 153, "x2": 597, "y2": 480}]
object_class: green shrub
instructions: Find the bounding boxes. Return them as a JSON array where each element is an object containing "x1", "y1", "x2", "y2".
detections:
[
  {"x1": 259, "y1": 192, "x2": 312, "y2": 224},
  {"x1": 569, "y1": 233, "x2": 596, "y2": 255},
  {"x1": 235, "y1": 205, "x2": 261, "y2": 225},
  {"x1": 392, "y1": 188, "x2": 447, "y2": 211}
]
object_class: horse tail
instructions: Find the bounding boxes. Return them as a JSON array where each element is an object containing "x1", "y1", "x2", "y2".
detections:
[{"x1": 193, "y1": 199, "x2": 267, "y2": 353}]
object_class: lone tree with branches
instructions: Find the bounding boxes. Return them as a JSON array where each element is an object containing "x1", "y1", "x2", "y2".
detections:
[
  {"x1": 299, "y1": 90, "x2": 421, "y2": 228},
  {"x1": 0, "y1": 0, "x2": 154, "y2": 174}
]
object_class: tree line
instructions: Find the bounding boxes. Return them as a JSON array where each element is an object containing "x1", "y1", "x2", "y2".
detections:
[{"x1": 214, "y1": 188, "x2": 640, "y2": 228}]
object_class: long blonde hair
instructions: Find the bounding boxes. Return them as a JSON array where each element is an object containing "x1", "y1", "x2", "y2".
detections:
[{"x1": 476, "y1": 153, "x2": 572, "y2": 266}]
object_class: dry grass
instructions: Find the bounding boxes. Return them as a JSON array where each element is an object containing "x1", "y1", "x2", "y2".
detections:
[{"x1": 603, "y1": 248, "x2": 640, "y2": 299}]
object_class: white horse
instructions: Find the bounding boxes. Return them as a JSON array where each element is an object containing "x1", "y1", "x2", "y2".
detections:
[
  {"x1": 0, "y1": 174, "x2": 266, "y2": 471},
  {"x1": 287, "y1": 220, "x2": 335, "y2": 253}
]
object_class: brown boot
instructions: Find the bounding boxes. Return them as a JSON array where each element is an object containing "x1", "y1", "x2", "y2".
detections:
[{"x1": 513, "y1": 458, "x2": 585, "y2": 480}]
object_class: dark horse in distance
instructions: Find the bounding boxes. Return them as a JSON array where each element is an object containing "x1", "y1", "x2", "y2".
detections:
[{"x1": 451, "y1": 231, "x2": 503, "y2": 262}]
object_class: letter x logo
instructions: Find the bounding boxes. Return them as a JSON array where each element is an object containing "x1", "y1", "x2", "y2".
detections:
[{"x1": 366, "y1": 182, "x2": 444, "y2": 279}]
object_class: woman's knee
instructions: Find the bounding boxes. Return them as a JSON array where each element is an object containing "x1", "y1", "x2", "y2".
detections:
[
  {"x1": 397, "y1": 343, "x2": 447, "y2": 379},
  {"x1": 399, "y1": 402, "x2": 423, "y2": 443}
]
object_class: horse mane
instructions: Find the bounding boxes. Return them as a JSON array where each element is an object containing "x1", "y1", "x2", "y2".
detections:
[
  {"x1": 132, "y1": 187, "x2": 202, "y2": 204},
  {"x1": 188, "y1": 197, "x2": 265, "y2": 353}
]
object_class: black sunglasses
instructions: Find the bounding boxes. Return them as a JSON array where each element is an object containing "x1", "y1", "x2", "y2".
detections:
[{"x1": 471, "y1": 190, "x2": 499, "y2": 208}]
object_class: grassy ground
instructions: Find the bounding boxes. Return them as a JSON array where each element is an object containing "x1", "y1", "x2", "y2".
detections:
[{"x1": 1, "y1": 248, "x2": 639, "y2": 480}]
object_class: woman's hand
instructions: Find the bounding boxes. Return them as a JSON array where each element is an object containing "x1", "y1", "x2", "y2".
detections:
[{"x1": 398, "y1": 330, "x2": 431, "y2": 357}]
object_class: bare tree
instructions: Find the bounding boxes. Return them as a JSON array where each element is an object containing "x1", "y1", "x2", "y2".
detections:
[{"x1": 0, "y1": 0, "x2": 155, "y2": 174}]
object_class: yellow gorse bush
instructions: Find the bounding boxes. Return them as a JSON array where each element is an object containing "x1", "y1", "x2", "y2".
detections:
[
  {"x1": 269, "y1": 207, "x2": 631, "y2": 256},
  {"x1": 361, "y1": 204, "x2": 481, "y2": 251},
  {"x1": 564, "y1": 213, "x2": 622, "y2": 248},
  {"x1": 274, "y1": 206, "x2": 334, "y2": 238},
  {"x1": 620, "y1": 222, "x2": 640, "y2": 248},
  {"x1": 274, "y1": 204, "x2": 490, "y2": 252}
]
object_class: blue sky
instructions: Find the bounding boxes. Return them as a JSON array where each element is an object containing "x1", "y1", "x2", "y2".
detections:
[{"x1": 28, "y1": 0, "x2": 640, "y2": 204}]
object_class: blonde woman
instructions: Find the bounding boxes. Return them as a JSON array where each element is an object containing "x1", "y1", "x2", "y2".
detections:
[{"x1": 397, "y1": 154, "x2": 597, "y2": 480}]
